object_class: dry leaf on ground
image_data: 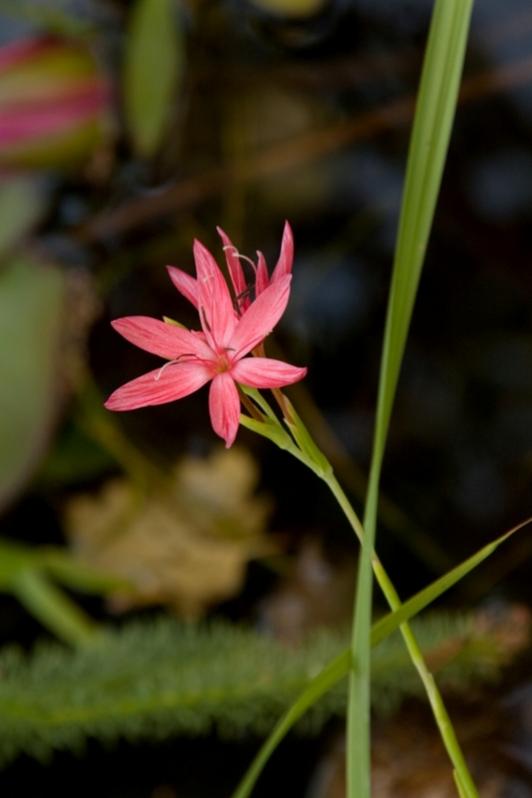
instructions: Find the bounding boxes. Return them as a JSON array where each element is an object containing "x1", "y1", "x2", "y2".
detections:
[{"x1": 64, "y1": 447, "x2": 272, "y2": 618}]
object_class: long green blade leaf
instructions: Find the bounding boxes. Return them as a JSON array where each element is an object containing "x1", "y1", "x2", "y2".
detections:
[
  {"x1": 349, "y1": 2, "x2": 474, "y2": 795},
  {"x1": 371, "y1": 518, "x2": 530, "y2": 645},
  {"x1": 231, "y1": 517, "x2": 528, "y2": 798}
]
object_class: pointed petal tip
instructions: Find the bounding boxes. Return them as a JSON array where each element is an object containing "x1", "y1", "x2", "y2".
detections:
[
  {"x1": 223, "y1": 429, "x2": 237, "y2": 448},
  {"x1": 283, "y1": 219, "x2": 293, "y2": 234},
  {"x1": 110, "y1": 317, "x2": 128, "y2": 332},
  {"x1": 281, "y1": 221, "x2": 294, "y2": 248},
  {"x1": 193, "y1": 237, "x2": 209, "y2": 254},
  {"x1": 216, "y1": 226, "x2": 233, "y2": 249},
  {"x1": 103, "y1": 392, "x2": 126, "y2": 411}
]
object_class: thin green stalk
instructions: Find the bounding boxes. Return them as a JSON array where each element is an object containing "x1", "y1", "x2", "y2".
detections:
[
  {"x1": 241, "y1": 403, "x2": 478, "y2": 796},
  {"x1": 325, "y1": 474, "x2": 478, "y2": 797},
  {"x1": 232, "y1": 651, "x2": 349, "y2": 798},
  {"x1": 241, "y1": 388, "x2": 478, "y2": 795}
]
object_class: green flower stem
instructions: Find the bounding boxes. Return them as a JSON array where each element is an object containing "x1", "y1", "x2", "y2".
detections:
[
  {"x1": 325, "y1": 472, "x2": 478, "y2": 797},
  {"x1": 240, "y1": 393, "x2": 478, "y2": 796}
]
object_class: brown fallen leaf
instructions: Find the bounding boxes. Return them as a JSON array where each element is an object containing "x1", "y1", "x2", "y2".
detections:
[{"x1": 64, "y1": 446, "x2": 272, "y2": 618}]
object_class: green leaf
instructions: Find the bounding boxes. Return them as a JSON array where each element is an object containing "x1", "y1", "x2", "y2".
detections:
[
  {"x1": 0, "y1": 538, "x2": 112, "y2": 646},
  {"x1": 282, "y1": 399, "x2": 332, "y2": 478},
  {"x1": 454, "y1": 770, "x2": 471, "y2": 798},
  {"x1": 232, "y1": 517, "x2": 527, "y2": 798},
  {"x1": 370, "y1": 518, "x2": 529, "y2": 646},
  {"x1": 349, "y1": 3, "x2": 474, "y2": 795},
  {"x1": 0, "y1": 611, "x2": 514, "y2": 767},
  {"x1": 0, "y1": 539, "x2": 37, "y2": 588},
  {"x1": 239, "y1": 386, "x2": 279, "y2": 422},
  {"x1": 13, "y1": 569, "x2": 99, "y2": 648},
  {"x1": 0, "y1": 178, "x2": 47, "y2": 259},
  {"x1": 123, "y1": 0, "x2": 184, "y2": 157},
  {"x1": 239, "y1": 414, "x2": 295, "y2": 452},
  {"x1": 0, "y1": 257, "x2": 65, "y2": 510},
  {"x1": 41, "y1": 548, "x2": 131, "y2": 594}
]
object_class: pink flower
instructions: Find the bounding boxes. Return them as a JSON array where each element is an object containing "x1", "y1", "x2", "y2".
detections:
[
  {"x1": 166, "y1": 221, "x2": 293, "y2": 316},
  {"x1": 105, "y1": 229, "x2": 307, "y2": 447}
]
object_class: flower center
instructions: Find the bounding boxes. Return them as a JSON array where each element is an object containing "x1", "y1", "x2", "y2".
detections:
[{"x1": 215, "y1": 350, "x2": 233, "y2": 374}]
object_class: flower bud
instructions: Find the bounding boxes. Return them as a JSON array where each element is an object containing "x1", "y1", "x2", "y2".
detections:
[{"x1": 0, "y1": 37, "x2": 111, "y2": 170}]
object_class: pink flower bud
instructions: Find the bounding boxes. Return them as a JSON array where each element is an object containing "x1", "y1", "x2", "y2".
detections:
[{"x1": 0, "y1": 37, "x2": 112, "y2": 170}]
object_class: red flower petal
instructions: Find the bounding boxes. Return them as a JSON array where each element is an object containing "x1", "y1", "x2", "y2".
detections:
[
  {"x1": 104, "y1": 362, "x2": 212, "y2": 411},
  {"x1": 229, "y1": 275, "x2": 291, "y2": 359},
  {"x1": 255, "y1": 251, "x2": 270, "y2": 296},
  {"x1": 271, "y1": 220, "x2": 294, "y2": 282},
  {"x1": 166, "y1": 266, "x2": 199, "y2": 309},
  {"x1": 111, "y1": 316, "x2": 213, "y2": 361},
  {"x1": 193, "y1": 239, "x2": 236, "y2": 348},
  {"x1": 231, "y1": 357, "x2": 307, "y2": 388},
  {"x1": 208, "y1": 373, "x2": 241, "y2": 448}
]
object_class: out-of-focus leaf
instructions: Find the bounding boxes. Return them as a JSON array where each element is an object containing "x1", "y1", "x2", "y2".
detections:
[
  {"x1": 0, "y1": 177, "x2": 47, "y2": 258},
  {"x1": 13, "y1": 569, "x2": 99, "y2": 647},
  {"x1": 0, "y1": 610, "x2": 525, "y2": 768},
  {"x1": 0, "y1": 538, "x2": 109, "y2": 646},
  {"x1": 65, "y1": 447, "x2": 273, "y2": 618},
  {"x1": 41, "y1": 547, "x2": 130, "y2": 594},
  {"x1": 0, "y1": 539, "x2": 34, "y2": 588},
  {"x1": 123, "y1": 0, "x2": 183, "y2": 157},
  {"x1": 0, "y1": 257, "x2": 65, "y2": 510}
]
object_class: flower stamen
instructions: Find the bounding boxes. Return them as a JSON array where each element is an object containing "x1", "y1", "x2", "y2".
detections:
[
  {"x1": 155, "y1": 353, "x2": 196, "y2": 381},
  {"x1": 222, "y1": 244, "x2": 257, "y2": 272},
  {"x1": 199, "y1": 306, "x2": 212, "y2": 333}
]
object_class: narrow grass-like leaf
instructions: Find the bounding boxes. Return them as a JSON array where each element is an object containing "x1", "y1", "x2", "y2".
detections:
[
  {"x1": 41, "y1": 549, "x2": 130, "y2": 595},
  {"x1": 123, "y1": 0, "x2": 183, "y2": 157},
  {"x1": 231, "y1": 517, "x2": 525, "y2": 798},
  {"x1": 454, "y1": 771, "x2": 470, "y2": 798},
  {"x1": 231, "y1": 651, "x2": 349, "y2": 798},
  {"x1": 349, "y1": 2, "x2": 474, "y2": 795},
  {"x1": 13, "y1": 570, "x2": 99, "y2": 648}
]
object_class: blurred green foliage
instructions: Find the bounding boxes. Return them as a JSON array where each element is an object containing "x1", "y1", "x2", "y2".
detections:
[
  {"x1": 123, "y1": 0, "x2": 184, "y2": 157},
  {"x1": 0, "y1": 257, "x2": 65, "y2": 510},
  {"x1": 0, "y1": 612, "x2": 512, "y2": 767}
]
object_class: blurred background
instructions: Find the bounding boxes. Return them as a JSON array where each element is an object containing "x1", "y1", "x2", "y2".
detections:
[{"x1": 1, "y1": 0, "x2": 532, "y2": 796}]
